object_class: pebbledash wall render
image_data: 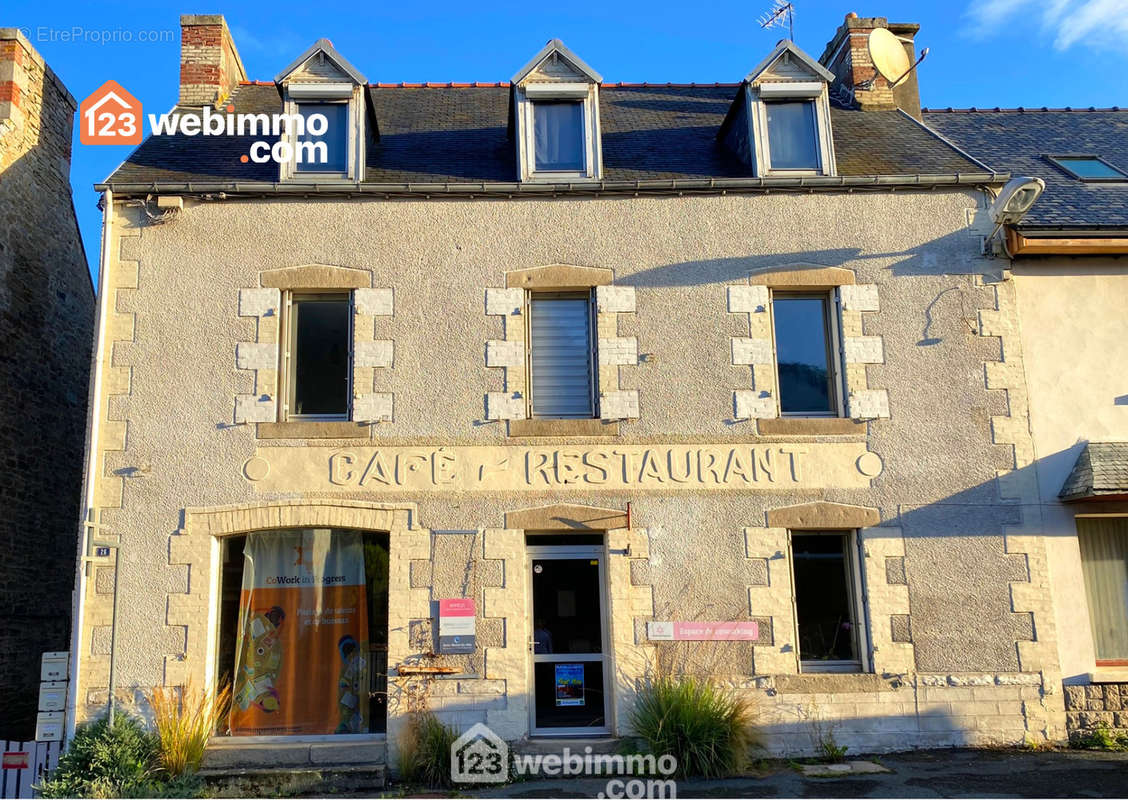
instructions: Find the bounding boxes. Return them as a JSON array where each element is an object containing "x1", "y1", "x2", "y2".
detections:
[{"x1": 69, "y1": 186, "x2": 1067, "y2": 764}]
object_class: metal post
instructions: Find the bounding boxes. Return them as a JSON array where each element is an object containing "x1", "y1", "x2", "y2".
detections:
[{"x1": 107, "y1": 544, "x2": 121, "y2": 724}]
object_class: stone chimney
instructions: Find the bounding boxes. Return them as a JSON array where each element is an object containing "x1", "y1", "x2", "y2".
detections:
[
  {"x1": 0, "y1": 28, "x2": 76, "y2": 183},
  {"x1": 179, "y1": 14, "x2": 247, "y2": 108},
  {"x1": 819, "y1": 13, "x2": 921, "y2": 119}
]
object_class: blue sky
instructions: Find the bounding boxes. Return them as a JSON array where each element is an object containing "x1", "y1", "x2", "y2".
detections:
[{"x1": 8, "y1": 0, "x2": 1127, "y2": 278}]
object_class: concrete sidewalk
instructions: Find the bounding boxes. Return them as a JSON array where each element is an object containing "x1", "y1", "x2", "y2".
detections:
[{"x1": 451, "y1": 748, "x2": 1128, "y2": 798}]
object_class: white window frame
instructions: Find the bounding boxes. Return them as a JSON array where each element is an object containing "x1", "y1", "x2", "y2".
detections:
[
  {"x1": 526, "y1": 541, "x2": 612, "y2": 736},
  {"x1": 524, "y1": 290, "x2": 599, "y2": 419},
  {"x1": 280, "y1": 84, "x2": 364, "y2": 182},
  {"x1": 516, "y1": 82, "x2": 602, "y2": 182},
  {"x1": 768, "y1": 288, "x2": 845, "y2": 418},
  {"x1": 281, "y1": 290, "x2": 354, "y2": 422},
  {"x1": 749, "y1": 83, "x2": 836, "y2": 177},
  {"x1": 789, "y1": 529, "x2": 871, "y2": 674}
]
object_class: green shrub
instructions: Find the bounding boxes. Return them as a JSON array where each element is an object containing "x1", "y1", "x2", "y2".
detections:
[
  {"x1": 396, "y1": 712, "x2": 459, "y2": 788},
  {"x1": 629, "y1": 675, "x2": 758, "y2": 779},
  {"x1": 1073, "y1": 724, "x2": 1128, "y2": 752},
  {"x1": 37, "y1": 714, "x2": 204, "y2": 799}
]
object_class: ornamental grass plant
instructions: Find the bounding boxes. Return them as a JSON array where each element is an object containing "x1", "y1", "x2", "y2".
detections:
[{"x1": 629, "y1": 674, "x2": 759, "y2": 779}]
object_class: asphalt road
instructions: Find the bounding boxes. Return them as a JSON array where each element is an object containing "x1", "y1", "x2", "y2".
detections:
[{"x1": 454, "y1": 748, "x2": 1128, "y2": 798}]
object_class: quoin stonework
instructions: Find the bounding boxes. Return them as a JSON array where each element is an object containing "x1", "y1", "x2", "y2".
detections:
[{"x1": 62, "y1": 9, "x2": 1128, "y2": 780}]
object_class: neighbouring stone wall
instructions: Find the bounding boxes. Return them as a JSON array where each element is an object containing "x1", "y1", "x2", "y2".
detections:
[
  {"x1": 1064, "y1": 683, "x2": 1128, "y2": 740},
  {"x1": 0, "y1": 29, "x2": 94, "y2": 738}
]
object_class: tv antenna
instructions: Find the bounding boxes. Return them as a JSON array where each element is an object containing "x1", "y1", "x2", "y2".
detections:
[
  {"x1": 758, "y1": 1, "x2": 795, "y2": 41},
  {"x1": 857, "y1": 27, "x2": 929, "y2": 90}
]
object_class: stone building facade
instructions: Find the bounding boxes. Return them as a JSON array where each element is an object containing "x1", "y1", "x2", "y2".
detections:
[
  {"x1": 927, "y1": 109, "x2": 1128, "y2": 741},
  {"x1": 70, "y1": 13, "x2": 1073, "y2": 771},
  {"x1": 0, "y1": 28, "x2": 94, "y2": 737}
]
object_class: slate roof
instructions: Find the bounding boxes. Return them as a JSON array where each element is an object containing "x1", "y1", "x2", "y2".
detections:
[
  {"x1": 103, "y1": 83, "x2": 988, "y2": 190},
  {"x1": 1059, "y1": 442, "x2": 1128, "y2": 501},
  {"x1": 923, "y1": 109, "x2": 1128, "y2": 230}
]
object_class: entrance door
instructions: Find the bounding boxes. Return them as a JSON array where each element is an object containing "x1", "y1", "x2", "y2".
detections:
[{"x1": 528, "y1": 544, "x2": 610, "y2": 735}]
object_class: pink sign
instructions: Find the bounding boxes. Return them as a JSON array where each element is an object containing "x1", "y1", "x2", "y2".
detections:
[
  {"x1": 647, "y1": 621, "x2": 759, "y2": 641},
  {"x1": 439, "y1": 598, "x2": 475, "y2": 617}
]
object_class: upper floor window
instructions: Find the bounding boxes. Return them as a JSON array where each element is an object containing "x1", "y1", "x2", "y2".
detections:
[
  {"x1": 511, "y1": 39, "x2": 603, "y2": 182},
  {"x1": 765, "y1": 100, "x2": 820, "y2": 171},
  {"x1": 719, "y1": 40, "x2": 837, "y2": 177},
  {"x1": 772, "y1": 291, "x2": 841, "y2": 416},
  {"x1": 275, "y1": 38, "x2": 368, "y2": 182},
  {"x1": 533, "y1": 100, "x2": 585, "y2": 172},
  {"x1": 296, "y1": 102, "x2": 349, "y2": 173},
  {"x1": 285, "y1": 292, "x2": 352, "y2": 420},
  {"x1": 1047, "y1": 155, "x2": 1128, "y2": 182},
  {"x1": 528, "y1": 292, "x2": 596, "y2": 418}
]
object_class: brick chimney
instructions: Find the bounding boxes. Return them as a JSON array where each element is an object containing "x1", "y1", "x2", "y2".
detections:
[
  {"x1": 819, "y1": 13, "x2": 921, "y2": 119},
  {"x1": 179, "y1": 14, "x2": 247, "y2": 108}
]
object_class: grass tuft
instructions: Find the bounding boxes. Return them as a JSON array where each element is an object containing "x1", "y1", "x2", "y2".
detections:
[
  {"x1": 396, "y1": 711, "x2": 459, "y2": 788},
  {"x1": 629, "y1": 675, "x2": 759, "y2": 779},
  {"x1": 148, "y1": 682, "x2": 232, "y2": 776}
]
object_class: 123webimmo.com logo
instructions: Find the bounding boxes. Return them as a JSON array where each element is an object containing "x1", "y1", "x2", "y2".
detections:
[{"x1": 79, "y1": 79, "x2": 334, "y2": 166}]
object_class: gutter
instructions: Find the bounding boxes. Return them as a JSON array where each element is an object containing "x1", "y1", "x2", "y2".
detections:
[
  {"x1": 1006, "y1": 227, "x2": 1128, "y2": 256},
  {"x1": 93, "y1": 172, "x2": 1010, "y2": 199},
  {"x1": 67, "y1": 189, "x2": 113, "y2": 743}
]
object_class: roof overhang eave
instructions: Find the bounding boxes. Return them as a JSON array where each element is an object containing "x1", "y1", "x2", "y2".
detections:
[{"x1": 95, "y1": 172, "x2": 1011, "y2": 198}]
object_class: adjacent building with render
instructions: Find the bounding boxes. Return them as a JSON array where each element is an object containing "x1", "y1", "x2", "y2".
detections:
[
  {"x1": 927, "y1": 108, "x2": 1128, "y2": 739},
  {"x1": 71, "y1": 11, "x2": 1124, "y2": 774}
]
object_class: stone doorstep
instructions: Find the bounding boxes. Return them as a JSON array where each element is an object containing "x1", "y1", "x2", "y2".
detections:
[
  {"x1": 799, "y1": 760, "x2": 891, "y2": 777},
  {"x1": 199, "y1": 765, "x2": 387, "y2": 798},
  {"x1": 518, "y1": 737, "x2": 622, "y2": 756},
  {"x1": 203, "y1": 738, "x2": 386, "y2": 770}
]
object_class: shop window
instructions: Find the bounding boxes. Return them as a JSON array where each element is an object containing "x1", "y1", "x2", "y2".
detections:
[
  {"x1": 285, "y1": 292, "x2": 351, "y2": 420},
  {"x1": 1077, "y1": 517, "x2": 1128, "y2": 665},
  {"x1": 216, "y1": 529, "x2": 389, "y2": 735},
  {"x1": 791, "y1": 530, "x2": 867, "y2": 673},
  {"x1": 528, "y1": 292, "x2": 596, "y2": 418},
  {"x1": 771, "y1": 291, "x2": 841, "y2": 416}
]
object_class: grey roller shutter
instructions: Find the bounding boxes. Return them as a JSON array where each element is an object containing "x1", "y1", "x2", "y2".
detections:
[{"x1": 529, "y1": 294, "x2": 594, "y2": 418}]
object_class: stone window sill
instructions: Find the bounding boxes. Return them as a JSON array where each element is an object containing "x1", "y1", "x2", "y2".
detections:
[
  {"x1": 256, "y1": 421, "x2": 373, "y2": 439},
  {"x1": 757, "y1": 418, "x2": 865, "y2": 436},
  {"x1": 773, "y1": 673, "x2": 890, "y2": 694},
  {"x1": 508, "y1": 418, "x2": 620, "y2": 437}
]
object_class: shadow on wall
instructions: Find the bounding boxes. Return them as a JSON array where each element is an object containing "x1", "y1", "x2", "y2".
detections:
[
  {"x1": 619, "y1": 226, "x2": 987, "y2": 289},
  {"x1": 381, "y1": 681, "x2": 1005, "y2": 760}
]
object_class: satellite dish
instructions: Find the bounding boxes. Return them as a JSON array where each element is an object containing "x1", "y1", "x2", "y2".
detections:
[{"x1": 868, "y1": 27, "x2": 911, "y2": 85}]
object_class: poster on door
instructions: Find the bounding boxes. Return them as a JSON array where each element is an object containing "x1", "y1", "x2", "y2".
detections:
[
  {"x1": 555, "y1": 664, "x2": 585, "y2": 706},
  {"x1": 229, "y1": 529, "x2": 369, "y2": 735}
]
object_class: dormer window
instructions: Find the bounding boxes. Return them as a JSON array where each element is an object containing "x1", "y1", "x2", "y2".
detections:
[
  {"x1": 533, "y1": 100, "x2": 585, "y2": 172},
  {"x1": 511, "y1": 40, "x2": 603, "y2": 182},
  {"x1": 719, "y1": 41, "x2": 837, "y2": 178},
  {"x1": 296, "y1": 102, "x2": 349, "y2": 173},
  {"x1": 275, "y1": 39, "x2": 368, "y2": 182},
  {"x1": 765, "y1": 99, "x2": 820, "y2": 171}
]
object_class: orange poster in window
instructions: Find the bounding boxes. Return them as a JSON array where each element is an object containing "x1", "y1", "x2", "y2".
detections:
[{"x1": 229, "y1": 529, "x2": 369, "y2": 735}]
